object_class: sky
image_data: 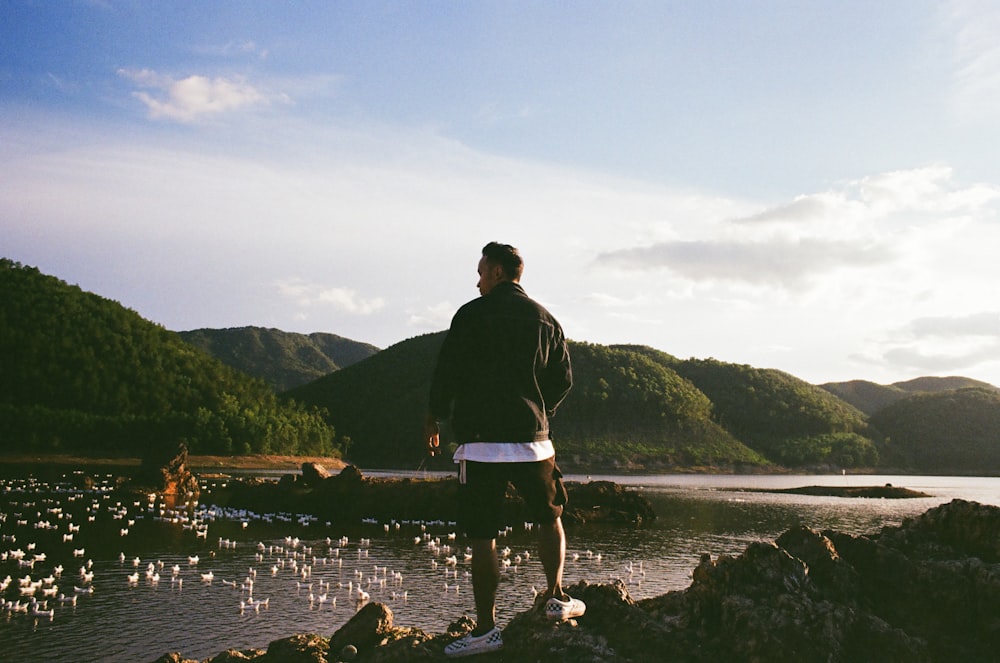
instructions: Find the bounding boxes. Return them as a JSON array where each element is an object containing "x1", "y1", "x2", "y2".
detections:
[{"x1": 3, "y1": 1, "x2": 1000, "y2": 388}]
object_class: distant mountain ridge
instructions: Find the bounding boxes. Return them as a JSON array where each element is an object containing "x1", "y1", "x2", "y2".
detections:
[
  {"x1": 179, "y1": 327, "x2": 379, "y2": 392},
  {"x1": 820, "y1": 377, "x2": 999, "y2": 415}
]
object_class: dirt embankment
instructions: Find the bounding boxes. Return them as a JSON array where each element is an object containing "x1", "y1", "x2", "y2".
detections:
[{"x1": 0, "y1": 454, "x2": 347, "y2": 473}]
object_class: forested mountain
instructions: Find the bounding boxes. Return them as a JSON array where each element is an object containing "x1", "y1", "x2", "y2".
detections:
[
  {"x1": 869, "y1": 388, "x2": 1000, "y2": 474},
  {"x1": 288, "y1": 333, "x2": 852, "y2": 470},
  {"x1": 179, "y1": 327, "x2": 379, "y2": 391},
  {"x1": 285, "y1": 333, "x2": 446, "y2": 469},
  {"x1": 0, "y1": 259, "x2": 335, "y2": 457},
  {"x1": 6, "y1": 257, "x2": 1000, "y2": 474},
  {"x1": 821, "y1": 376, "x2": 998, "y2": 415},
  {"x1": 660, "y1": 356, "x2": 877, "y2": 467}
]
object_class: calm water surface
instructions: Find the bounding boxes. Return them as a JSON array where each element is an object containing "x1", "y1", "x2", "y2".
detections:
[{"x1": 1, "y1": 470, "x2": 998, "y2": 663}]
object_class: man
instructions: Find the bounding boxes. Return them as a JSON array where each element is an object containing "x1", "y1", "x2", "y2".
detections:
[{"x1": 425, "y1": 241, "x2": 585, "y2": 658}]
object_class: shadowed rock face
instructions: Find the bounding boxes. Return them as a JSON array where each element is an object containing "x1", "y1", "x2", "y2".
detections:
[
  {"x1": 133, "y1": 442, "x2": 199, "y2": 497},
  {"x1": 152, "y1": 499, "x2": 1000, "y2": 663}
]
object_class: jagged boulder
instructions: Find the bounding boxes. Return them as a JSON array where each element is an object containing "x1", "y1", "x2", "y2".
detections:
[
  {"x1": 301, "y1": 462, "x2": 334, "y2": 488},
  {"x1": 206, "y1": 648, "x2": 268, "y2": 662},
  {"x1": 563, "y1": 480, "x2": 658, "y2": 525},
  {"x1": 133, "y1": 442, "x2": 199, "y2": 497},
  {"x1": 258, "y1": 633, "x2": 329, "y2": 662}
]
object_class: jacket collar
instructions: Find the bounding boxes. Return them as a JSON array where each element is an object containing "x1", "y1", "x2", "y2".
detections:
[{"x1": 486, "y1": 280, "x2": 524, "y2": 297}]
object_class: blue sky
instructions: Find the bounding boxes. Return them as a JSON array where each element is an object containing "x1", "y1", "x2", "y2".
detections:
[{"x1": 3, "y1": 1, "x2": 1000, "y2": 388}]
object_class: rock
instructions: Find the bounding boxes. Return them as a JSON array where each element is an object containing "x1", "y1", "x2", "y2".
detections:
[
  {"x1": 133, "y1": 442, "x2": 199, "y2": 497},
  {"x1": 207, "y1": 648, "x2": 267, "y2": 662},
  {"x1": 261, "y1": 633, "x2": 329, "y2": 662},
  {"x1": 301, "y1": 462, "x2": 333, "y2": 487},
  {"x1": 327, "y1": 602, "x2": 396, "y2": 655},
  {"x1": 148, "y1": 655, "x2": 198, "y2": 663},
  {"x1": 563, "y1": 480, "x2": 658, "y2": 525}
]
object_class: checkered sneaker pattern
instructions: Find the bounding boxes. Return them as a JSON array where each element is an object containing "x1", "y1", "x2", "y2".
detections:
[
  {"x1": 545, "y1": 595, "x2": 587, "y2": 620},
  {"x1": 444, "y1": 626, "x2": 504, "y2": 657}
]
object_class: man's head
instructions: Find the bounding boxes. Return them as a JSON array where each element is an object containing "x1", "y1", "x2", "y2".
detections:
[{"x1": 477, "y1": 241, "x2": 523, "y2": 295}]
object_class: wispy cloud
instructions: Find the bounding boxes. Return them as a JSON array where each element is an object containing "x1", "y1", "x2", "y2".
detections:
[
  {"x1": 191, "y1": 40, "x2": 269, "y2": 60},
  {"x1": 274, "y1": 278, "x2": 385, "y2": 315},
  {"x1": 946, "y1": 0, "x2": 1000, "y2": 123},
  {"x1": 595, "y1": 238, "x2": 891, "y2": 288},
  {"x1": 118, "y1": 69, "x2": 275, "y2": 123},
  {"x1": 870, "y1": 312, "x2": 1000, "y2": 373}
]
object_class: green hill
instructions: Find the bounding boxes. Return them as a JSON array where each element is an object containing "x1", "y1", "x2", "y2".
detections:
[
  {"x1": 179, "y1": 327, "x2": 379, "y2": 391},
  {"x1": 555, "y1": 343, "x2": 766, "y2": 470},
  {"x1": 0, "y1": 259, "x2": 335, "y2": 457},
  {"x1": 655, "y1": 355, "x2": 877, "y2": 468},
  {"x1": 821, "y1": 377, "x2": 998, "y2": 415},
  {"x1": 288, "y1": 336, "x2": 769, "y2": 471},
  {"x1": 869, "y1": 387, "x2": 1000, "y2": 474},
  {"x1": 285, "y1": 332, "x2": 446, "y2": 468}
]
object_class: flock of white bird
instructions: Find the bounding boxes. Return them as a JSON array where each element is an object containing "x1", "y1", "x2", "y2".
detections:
[{"x1": 1, "y1": 471, "x2": 641, "y2": 644}]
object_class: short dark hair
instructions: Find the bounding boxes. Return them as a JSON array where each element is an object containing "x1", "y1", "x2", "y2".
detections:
[{"x1": 482, "y1": 242, "x2": 524, "y2": 281}]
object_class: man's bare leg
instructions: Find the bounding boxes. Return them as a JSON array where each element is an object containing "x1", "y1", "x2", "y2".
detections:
[
  {"x1": 470, "y1": 538, "x2": 499, "y2": 634},
  {"x1": 538, "y1": 517, "x2": 566, "y2": 601}
]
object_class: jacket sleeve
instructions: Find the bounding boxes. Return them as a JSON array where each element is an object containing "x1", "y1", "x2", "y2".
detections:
[
  {"x1": 541, "y1": 329, "x2": 572, "y2": 417},
  {"x1": 428, "y1": 323, "x2": 459, "y2": 420}
]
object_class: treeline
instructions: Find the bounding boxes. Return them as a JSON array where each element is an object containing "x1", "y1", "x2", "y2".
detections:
[
  {"x1": 870, "y1": 387, "x2": 1000, "y2": 474},
  {"x1": 0, "y1": 259, "x2": 336, "y2": 457},
  {"x1": 178, "y1": 327, "x2": 379, "y2": 392},
  {"x1": 287, "y1": 334, "x2": 876, "y2": 471}
]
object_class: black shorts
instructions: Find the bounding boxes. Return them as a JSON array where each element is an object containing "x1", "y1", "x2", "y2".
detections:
[{"x1": 457, "y1": 457, "x2": 568, "y2": 539}]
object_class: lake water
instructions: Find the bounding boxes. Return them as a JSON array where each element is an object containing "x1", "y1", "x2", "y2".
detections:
[{"x1": 1, "y1": 470, "x2": 998, "y2": 663}]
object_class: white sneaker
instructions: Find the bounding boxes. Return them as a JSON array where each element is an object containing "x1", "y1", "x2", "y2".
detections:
[
  {"x1": 444, "y1": 626, "x2": 503, "y2": 657},
  {"x1": 545, "y1": 595, "x2": 586, "y2": 620}
]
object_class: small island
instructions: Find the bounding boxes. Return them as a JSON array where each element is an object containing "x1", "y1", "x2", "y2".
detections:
[{"x1": 754, "y1": 483, "x2": 931, "y2": 498}]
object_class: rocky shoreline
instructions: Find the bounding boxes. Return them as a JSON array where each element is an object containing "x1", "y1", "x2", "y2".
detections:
[
  {"x1": 149, "y1": 498, "x2": 1000, "y2": 662},
  {"x1": 203, "y1": 463, "x2": 658, "y2": 528}
]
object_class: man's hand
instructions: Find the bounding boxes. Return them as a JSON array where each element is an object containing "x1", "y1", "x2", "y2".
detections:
[{"x1": 424, "y1": 414, "x2": 441, "y2": 457}]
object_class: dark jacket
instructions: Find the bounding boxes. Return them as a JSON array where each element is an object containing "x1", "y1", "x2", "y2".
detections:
[{"x1": 428, "y1": 281, "x2": 572, "y2": 444}]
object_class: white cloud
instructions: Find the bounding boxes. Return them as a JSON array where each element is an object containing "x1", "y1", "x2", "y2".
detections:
[
  {"x1": 118, "y1": 69, "x2": 272, "y2": 122},
  {"x1": 407, "y1": 301, "x2": 455, "y2": 330},
  {"x1": 858, "y1": 165, "x2": 999, "y2": 214},
  {"x1": 594, "y1": 166, "x2": 999, "y2": 292},
  {"x1": 274, "y1": 278, "x2": 385, "y2": 315},
  {"x1": 868, "y1": 312, "x2": 1000, "y2": 374},
  {"x1": 906, "y1": 312, "x2": 1000, "y2": 339}
]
